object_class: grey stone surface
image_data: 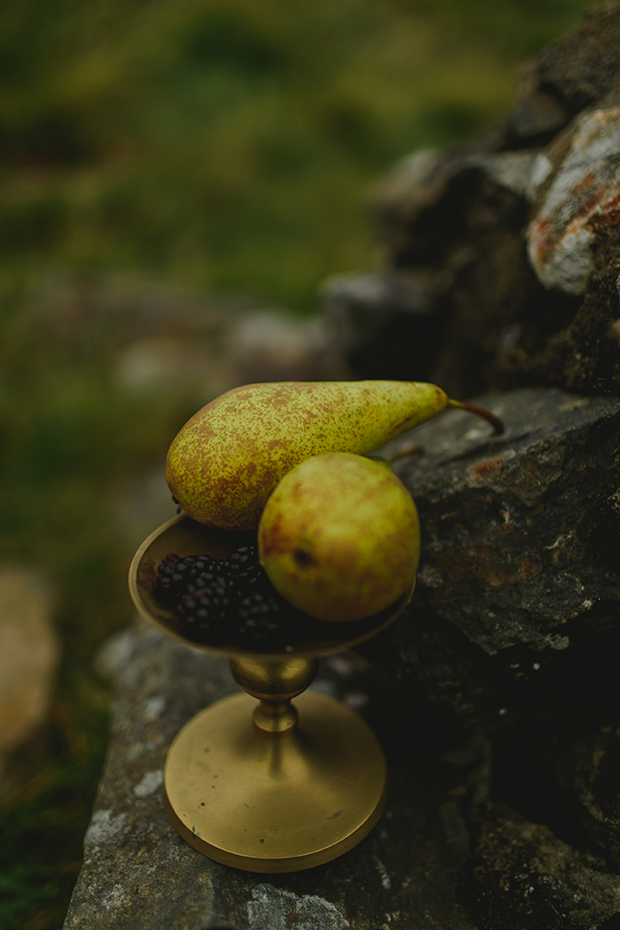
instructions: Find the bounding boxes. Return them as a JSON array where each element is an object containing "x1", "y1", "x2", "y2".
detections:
[
  {"x1": 532, "y1": 4, "x2": 620, "y2": 120},
  {"x1": 390, "y1": 387, "x2": 620, "y2": 655},
  {"x1": 508, "y1": 60, "x2": 569, "y2": 144},
  {"x1": 360, "y1": 386, "x2": 620, "y2": 744},
  {"x1": 25, "y1": 272, "x2": 350, "y2": 410},
  {"x1": 465, "y1": 803, "x2": 620, "y2": 930},
  {"x1": 571, "y1": 724, "x2": 620, "y2": 872},
  {"x1": 64, "y1": 624, "x2": 479, "y2": 929},
  {"x1": 354, "y1": 6, "x2": 620, "y2": 398},
  {"x1": 319, "y1": 270, "x2": 446, "y2": 381},
  {"x1": 528, "y1": 103, "x2": 620, "y2": 296}
]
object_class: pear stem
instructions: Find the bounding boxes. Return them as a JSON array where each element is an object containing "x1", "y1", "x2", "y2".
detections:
[{"x1": 448, "y1": 399, "x2": 504, "y2": 435}]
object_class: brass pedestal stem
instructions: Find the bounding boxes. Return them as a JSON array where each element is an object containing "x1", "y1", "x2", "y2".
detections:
[{"x1": 229, "y1": 655, "x2": 319, "y2": 736}]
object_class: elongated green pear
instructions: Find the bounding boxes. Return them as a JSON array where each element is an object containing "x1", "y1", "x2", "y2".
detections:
[
  {"x1": 258, "y1": 453, "x2": 420, "y2": 622},
  {"x1": 166, "y1": 380, "x2": 502, "y2": 530}
]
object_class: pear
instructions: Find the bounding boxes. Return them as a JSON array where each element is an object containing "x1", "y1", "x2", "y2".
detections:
[
  {"x1": 166, "y1": 380, "x2": 502, "y2": 531},
  {"x1": 258, "y1": 452, "x2": 420, "y2": 622}
]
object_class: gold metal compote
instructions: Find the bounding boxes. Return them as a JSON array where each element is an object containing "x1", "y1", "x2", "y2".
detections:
[{"x1": 129, "y1": 513, "x2": 413, "y2": 873}]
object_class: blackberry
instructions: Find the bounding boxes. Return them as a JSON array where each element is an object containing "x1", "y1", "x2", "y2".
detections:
[
  {"x1": 153, "y1": 543, "x2": 307, "y2": 651},
  {"x1": 238, "y1": 589, "x2": 282, "y2": 620},
  {"x1": 226, "y1": 545, "x2": 258, "y2": 571},
  {"x1": 154, "y1": 552, "x2": 221, "y2": 606},
  {"x1": 217, "y1": 544, "x2": 260, "y2": 575},
  {"x1": 186, "y1": 573, "x2": 233, "y2": 606},
  {"x1": 230, "y1": 562, "x2": 266, "y2": 598},
  {"x1": 177, "y1": 588, "x2": 229, "y2": 642},
  {"x1": 237, "y1": 590, "x2": 285, "y2": 646}
]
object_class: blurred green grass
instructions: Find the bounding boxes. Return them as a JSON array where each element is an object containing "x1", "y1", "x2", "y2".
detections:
[
  {"x1": 0, "y1": 1, "x2": 592, "y2": 926},
  {"x1": 0, "y1": 0, "x2": 590, "y2": 310}
]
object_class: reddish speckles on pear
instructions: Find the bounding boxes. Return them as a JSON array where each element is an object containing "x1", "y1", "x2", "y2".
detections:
[
  {"x1": 259, "y1": 512, "x2": 287, "y2": 558},
  {"x1": 267, "y1": 438, "x2": 291, "y2": 451}
]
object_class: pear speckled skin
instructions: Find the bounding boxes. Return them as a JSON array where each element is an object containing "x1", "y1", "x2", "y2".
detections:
[
  {"x1": 166, "y1": 380, "x2": 447, "y2": 531},
  {"x1": 258, "y1": 453, "x2": 420, "y2": 622}
]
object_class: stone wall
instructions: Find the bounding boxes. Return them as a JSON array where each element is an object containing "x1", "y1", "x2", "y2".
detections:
[
  {"x1": 323, "y1": 3, "x2": 620, "y2": 398},
  {"x1": 65, "y1": 6, "x2": 620, "y2": 928}
]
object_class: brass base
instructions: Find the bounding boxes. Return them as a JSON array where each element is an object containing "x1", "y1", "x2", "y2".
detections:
[{"x1": 164, "y1": 690, "x2": 387, "y2": 872}]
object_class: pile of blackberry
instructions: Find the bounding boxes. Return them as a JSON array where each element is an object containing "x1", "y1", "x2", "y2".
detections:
[{"x1": 153, "y1": 544, "x2": 306, "y2": 651}]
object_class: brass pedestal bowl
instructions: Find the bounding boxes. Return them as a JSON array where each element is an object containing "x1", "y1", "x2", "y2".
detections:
[{"x1": 129, "y1": 513, "x2": 413, "y2": 873}]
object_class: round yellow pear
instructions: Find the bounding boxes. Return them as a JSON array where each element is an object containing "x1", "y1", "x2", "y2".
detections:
[{"x1": 258, "y1": 452, "x2": 420, "y2": 622}]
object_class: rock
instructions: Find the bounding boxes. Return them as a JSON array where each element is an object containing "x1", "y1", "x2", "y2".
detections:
[
  {"x1": 506, "y1": 4, "x2": 620, "y2": 146},
  {"x1": 93, "y1": 625, "x2": 145, "y2": 684},
  {"x1": 355, "y1": 385, "x2": 620, "y2": 743},
  {"x1": 527, "y1": 105, "x2": 620, "y2": 296},
  {"x1": 568, "y1": 725, "x2": 620, "y2": 872},
  {"x1": 363, "y1": 135, "x2": 568, "y2": 396},
  {"x1": 346, "y1": 383, "x2": 620, "y2": 901},
  {"x1": 319, "y1": 271, "x2": 446, "y2": 380},
  {"x1": 64, "y1": 624, "x2": 480, "y2": 929},
  {"x1": 0, "y1": 566, "x2": 58, "y2": 776},
  {"x1": 112, "y1": 305, "x2": 350, "y2": 402},
  {"x1": 342, "y1": 5, "x2": 620, "y2": 397},
  {"x1": 230, "y1": 311, "x2": 350, "y2": 385},
  {"x1": 111, "y1": 466, "x2": 177, "y2": 553},
  {"x1": 532, "y1": 263, "x2": 620, "y2": 394},
  {"x1": 371, "y1": 145, "x2": 537, "y2": 245},
  {"x1": 366, "y1": 131, "x2": 583, "y2": 397},
  {"x1": 369, "y1": 137, "x2": 504, "y2": 271},
  {"x1": 463, "y1": 803, "x2": 620, "y2": 930},
  {"x1": 391, "y1": 387, "x2": 619, "y2": 656},
  {"x1": 507, "y1": 61, "x2": 570, "y2": 145},
  {"x1": 478, "y1": 150, "x2": 540, "y2": 199},
  {"x1": 26, "y1": 274, "x2": 351, "y2": 407},
  {"x1": 532, "y1": 4, "x2": 620, "y2": 120},
  {"x1": 113, "y1": 335, "x2": 234, "y2": 400},
  {"x1": 24, "y1": 273, "x2": 235, "y2": 357},
  {"x1": 116, "y1": 309, "x2": 350, "y2": 401}
]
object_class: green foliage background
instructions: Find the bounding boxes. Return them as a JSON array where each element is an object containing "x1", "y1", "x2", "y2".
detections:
[{"x1": 0, "y1": 1, "x2": 591, "y2": 926}]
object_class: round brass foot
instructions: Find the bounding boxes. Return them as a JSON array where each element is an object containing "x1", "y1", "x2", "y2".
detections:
[{"x1": 164, "y1": 690, "x2": 387, "y2": 872}]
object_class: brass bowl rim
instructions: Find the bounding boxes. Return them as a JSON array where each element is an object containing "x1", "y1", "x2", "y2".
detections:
[{"x1": 129, "y1": 513, "x2": 414, "y2": 660}]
